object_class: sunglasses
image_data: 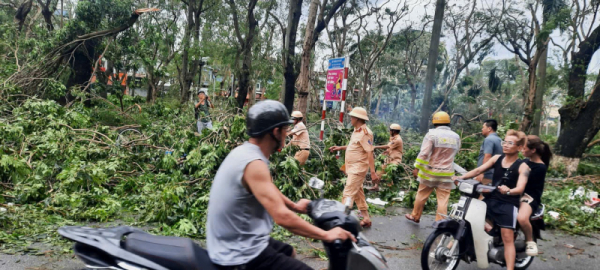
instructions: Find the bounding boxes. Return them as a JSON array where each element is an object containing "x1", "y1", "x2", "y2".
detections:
[{"x1": 501, "y1": 141, "x2": 517, "y2": 146}]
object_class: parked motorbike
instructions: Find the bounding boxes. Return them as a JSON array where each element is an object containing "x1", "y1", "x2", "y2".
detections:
[
  {"x1": 58, "y1": 178, "x2": 388, "y2": 270},
  {"x1": 420, "y1": 175, "x2": 545, "y2": 270}
]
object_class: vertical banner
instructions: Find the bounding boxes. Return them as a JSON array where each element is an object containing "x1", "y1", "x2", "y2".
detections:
[
  {"x1": 325, "y1": 69, "x2": 344, "y2": 101},
  {"x1": 320, "y1": 57, "x2": 347, "y2": 141}
]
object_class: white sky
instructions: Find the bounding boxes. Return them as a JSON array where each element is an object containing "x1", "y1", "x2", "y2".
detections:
[{"x1": 312, "y1": 0, "x2": 600, "y2": 73}]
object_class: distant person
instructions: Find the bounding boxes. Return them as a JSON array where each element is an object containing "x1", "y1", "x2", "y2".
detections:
[
  {"x1": 518, "y1": 135, "x2": 552, "y2": 256},
  {"x1": 329, "y1": 107, "x2": 379, "y2": 228},
  {"x1": 477, "y1": 120, "x2": 503, "y2": 185},
  {"x1": 287, "y1": 111, "x2": 310, "y2": 166},
  {"x1": 195, "y1": 90, "x2": 213, "y2": 133},
  {"x1": 370, "y1": 124, "x2": 404, "y2": 191},
  {"x1": 405, "y1": 112, "x2": 460, "y2": 223}
]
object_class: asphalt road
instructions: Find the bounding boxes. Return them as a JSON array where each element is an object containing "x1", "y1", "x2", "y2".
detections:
[{"x1": 1, "y1": 207, "x2": 598, "y2": 270}]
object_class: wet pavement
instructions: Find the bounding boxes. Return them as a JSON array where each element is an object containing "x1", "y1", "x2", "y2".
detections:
[
  {"x1": 1, "y1": 207, "x2": 598, "y2": 269},
  {"x1": 294, "y1": 207, "x2": 600, "y2": 270}
]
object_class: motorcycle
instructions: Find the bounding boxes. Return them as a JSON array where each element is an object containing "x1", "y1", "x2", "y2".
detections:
[
  {"x1": 57, "y1": 178, "x2": 388, "y2": 270},
  {"x1": 420, "y1": 172, "x2": 545, "y2": 270}
]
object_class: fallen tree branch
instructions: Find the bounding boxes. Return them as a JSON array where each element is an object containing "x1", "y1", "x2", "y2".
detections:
[
  {"x1": 588, "y1": 139, "x2": 600, "y2": 148},
  {"x1": 60, "y1": 123, "x2": 115, "y2": 144}
]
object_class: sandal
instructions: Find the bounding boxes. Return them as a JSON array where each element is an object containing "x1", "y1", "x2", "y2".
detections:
[
  {"x1": 404, "y1": 214, "x2": 420, "y2": 224},
  {"x1": 360, "y1": 219, "x2": 372, "y2": 228}
]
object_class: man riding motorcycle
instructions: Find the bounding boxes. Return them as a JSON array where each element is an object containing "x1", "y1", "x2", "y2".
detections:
[
  {"x1": 453, "y1": 130, "x2": 531, "y2": 270},
  {"x1": 206, "y1": 100, "x2": 356, "y2": 270}
]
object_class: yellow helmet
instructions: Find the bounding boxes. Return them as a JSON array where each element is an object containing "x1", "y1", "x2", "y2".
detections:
[
  {"x1": 291, "y1": 111, "x2": 303, "y2": 119},
  {"x1": 389, "y1": 123, "x2": 401, "y2": 131},
  {"x1": 432, "y1": 111, "x2": 451, "y2": 124},
  {"x1": 348, "y1": 107, "x2": 369, "y2": 121}
]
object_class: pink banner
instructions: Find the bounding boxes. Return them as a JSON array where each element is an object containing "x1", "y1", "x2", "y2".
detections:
[{"x1": 325, "y1": 69, "x2": 344, "y2": 101}]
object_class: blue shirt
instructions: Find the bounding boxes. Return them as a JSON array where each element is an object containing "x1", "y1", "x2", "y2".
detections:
[{"x1": 478, "y1": 132, "x2": 503, "y2": 179}]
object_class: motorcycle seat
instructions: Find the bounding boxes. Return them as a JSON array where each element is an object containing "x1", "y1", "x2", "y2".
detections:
[{"x1": 124, "y1": 232, "x2": 217, "y2": 270}]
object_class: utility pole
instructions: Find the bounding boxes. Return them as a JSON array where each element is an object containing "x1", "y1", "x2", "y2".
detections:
[{"x1": 419, "y1": 0, "x2": 446, "y2": 133}]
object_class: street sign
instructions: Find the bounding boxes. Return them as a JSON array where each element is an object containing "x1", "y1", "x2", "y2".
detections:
[
  {"x1": 328, "y1": 57, "x2": 346, "y2": 70},
  {"x1": 325, "y1": 69, "x2": 344, "y2": 101}
]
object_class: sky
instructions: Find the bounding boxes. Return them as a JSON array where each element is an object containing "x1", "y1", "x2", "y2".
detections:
[{"x1": 312, "y1": 0, "x2": 600, "y2": 73}]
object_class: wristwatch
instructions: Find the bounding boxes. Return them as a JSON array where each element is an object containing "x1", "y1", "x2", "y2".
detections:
[{"x1": 507, "y1": 190, "x2": 511, "y2": 195}]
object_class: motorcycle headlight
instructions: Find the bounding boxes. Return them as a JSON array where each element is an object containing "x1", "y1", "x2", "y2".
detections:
[{"x1": 458, "y1": 182, "x2": 474, "y2": 194}]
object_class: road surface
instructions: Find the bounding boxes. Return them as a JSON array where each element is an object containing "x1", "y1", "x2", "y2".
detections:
[{"x1": 1, "y1": 207, "x2": 598, "y2": 270}]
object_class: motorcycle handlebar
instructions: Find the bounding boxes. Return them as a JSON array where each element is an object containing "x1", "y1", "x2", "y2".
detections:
[
  {"x1": 477, "y1": 185, "x2": 496, "y2": 193},
  {"x1": 455, "y1": 178, "x2": 497, "y2": 193}
]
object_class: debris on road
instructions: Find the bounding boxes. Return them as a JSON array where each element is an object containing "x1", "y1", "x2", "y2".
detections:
[{"x1": 367, "y1": 198, "x2": 388, "y2": 206}]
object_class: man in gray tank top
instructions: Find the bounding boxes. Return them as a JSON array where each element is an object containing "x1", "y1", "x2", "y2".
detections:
[{"x1": 207, "y1": 100, "x2": 355, "y2": 270}]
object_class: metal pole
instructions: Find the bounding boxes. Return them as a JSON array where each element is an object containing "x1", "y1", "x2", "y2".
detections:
[
  {"x1": 336, "y1": 56, "x2": 349, "y2": 158},
  {"x1": 339, "y1": 56, "x2": 349, "y2": 123},
  {"x1": 320, "y1": 89, "x2": 326, "y2": 141}
]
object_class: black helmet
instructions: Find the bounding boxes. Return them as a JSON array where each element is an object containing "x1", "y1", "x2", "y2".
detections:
[{"x1": 247, "y1": 100, "x2": 293, "y2": 137}]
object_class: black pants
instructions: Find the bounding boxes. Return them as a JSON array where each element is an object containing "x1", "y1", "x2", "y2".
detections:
[{"x1": 215, "y1": 238, "x2": 313, "y2": 270}]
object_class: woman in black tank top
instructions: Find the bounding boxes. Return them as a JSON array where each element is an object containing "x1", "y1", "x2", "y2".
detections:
[
  {"x1": 517, "y1": 135, "x2": 552, "y2": 257},
  {"x1": 454, "y1": 130, "x2": 530, "y2": 270},
  {"x1": 485, "y1": 155, "x2": 523, "y2": 207}
]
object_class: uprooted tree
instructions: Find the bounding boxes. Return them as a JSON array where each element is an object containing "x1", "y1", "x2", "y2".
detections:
[{"x1": 9, "y1": 1, "x2": 157, "y2": 103}]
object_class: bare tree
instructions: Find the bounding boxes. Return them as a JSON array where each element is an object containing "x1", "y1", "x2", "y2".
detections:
[
  {"x1": 531, "y1": 0, "x2": 567, "y2": 135},
  {"x1": 352, "y1": 0, "x2": 409, "y2": 109},
  {"x1": 225, "y1": 0, "x2": 260, "y2": 109},
  {"x1": 496, "y1": 0, "x2": 557, "y2": 132},
  {"x1": 395, "y1": 27, "x2": 430, "y2": 113},
  {"x1": 178, "y1": 0, "x2": 215, "y2": 104},
  {"x1": 433, "y1": 0, "x2": 504, "y2": 113},
  {"x1": 294, "y1": 0, "x2": 347, "y2": 118}
]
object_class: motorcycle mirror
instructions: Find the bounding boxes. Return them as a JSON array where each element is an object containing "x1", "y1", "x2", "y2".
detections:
[{"x1": 309, "y1": 177, "x2": 325, "y2": 190}]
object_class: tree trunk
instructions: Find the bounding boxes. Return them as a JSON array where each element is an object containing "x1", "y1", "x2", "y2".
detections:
[
  {"x1": 147, "y1": 76, "x2": 158, "y2": 103},
  {"x1": 531, "y1": 46, "x2": 548, "y2": 135},
  {"x1": 63, "y1": 40, "x2": 97, "y2": 104},
  {"x1": 361, "y1": 71, "x2": 369, "y2": 107},
  {"x1": 15, "y1": 0, "x2": 33, "y2": 33},
  {"x1": 179, "y1": 3, "x2": 194, "y2": 104},
  {"x1": 516, "y1": 54, "x2": 527, "y2": 105},
  {"x1": 374, "y1": 85, "x2": 383, "y2": 115},
  {"x1": 408, "y1": 81, "x2": 417, "y2": 113},
  {"x1": 420, "y1": 0, "x2": 446, "y2": 133},
  {"x1": 282, "y1": 0, "x2": 303, "y2": 113},
  {"x1": 520, "y1": 62, "x2": 538, "y2": 132},
  {"x1": 36, "y1": 0, "x2": 54, "y2": 31},
  {"x1": 295, "y1": 0, "x2": 319, "y2": 117},
  {"x1": 556, "y1": 72, "x2": 600, "y2": 158},
  {"x1": 234, "y1": 0, "x2": 259, "y2": 109},
  {"x1": 554, "y1": 24, "x2": 600, "y2": 174}
]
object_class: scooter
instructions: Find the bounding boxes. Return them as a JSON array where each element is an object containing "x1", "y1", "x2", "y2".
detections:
[
  {"x1": 420, "y1": 166, "x2": 545, "y2": 270},
  {"x1": 57, "y1": 178, "x2": 388, "y2": 270}
]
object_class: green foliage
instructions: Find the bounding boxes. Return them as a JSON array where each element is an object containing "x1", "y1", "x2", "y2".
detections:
[{"x1": 543, "y1": 181, "x2": 600, "y2": 235}]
